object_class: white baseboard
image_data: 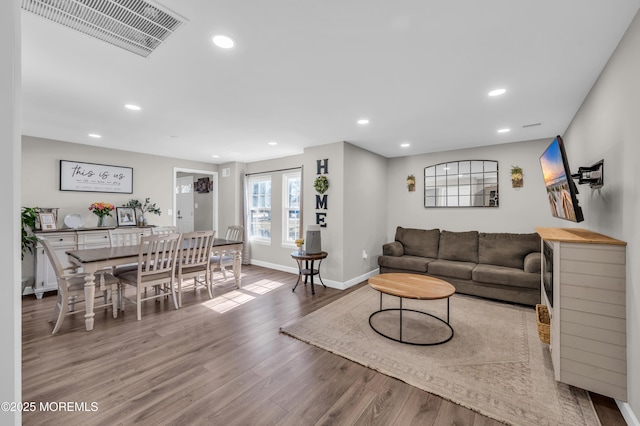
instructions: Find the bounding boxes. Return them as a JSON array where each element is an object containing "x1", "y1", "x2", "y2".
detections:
[
  {"x1": 248, "y1": 260, "x2": 378, "y2": 290},
  {"x1": 617, "y1": 400, "x2": 639, "y2": 426}
]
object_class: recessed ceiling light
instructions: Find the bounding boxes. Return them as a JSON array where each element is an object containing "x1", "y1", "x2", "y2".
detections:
[
  {"x1": 212, "y1": 35, "x2": 234, "y2": 49},
  {"x1": 488, "y1": 88, "x2": 506, "y2": 97},
  {"x1": 357, "y1": 119, "x2": 370, "y2": 125},
  {"x1": 268, "y1": 141, "x2": 277, "y2": 146},
  {"x1": 400, "y1": 143, "x2": 410, "y2": 148},
  {"x1": 211, "y1": 155, "x2": 220, "y2": 158},
  {"x1": 124, "y1": 104, "x2": 141, "y2": 111},
  {"x1": 497, "y1": 128, "x2": 510, "y2": 133},
  {"x1": 88, "y1": 133, "x2": 101, "y2": 138}
]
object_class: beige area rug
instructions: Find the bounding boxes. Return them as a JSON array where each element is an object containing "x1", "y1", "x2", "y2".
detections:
[{"x1": 280, "y1": 286, "x2": 600, "y2": 426}]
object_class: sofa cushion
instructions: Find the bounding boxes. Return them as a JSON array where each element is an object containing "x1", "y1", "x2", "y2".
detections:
[
  {"x1": 378, "y1": 255, "x2": 433, "y2": 273},
  {"x1": 395, "y1": 227, "x2": 440, "y2": 258},
  {"x1": 472, "y1": 264, "x2": 540, "y2": 289},
  {"x1": 478, "y1": 232, "x2": 540, "y2": 270},
  {"x1": 383, "y1": 241, "x2": 403, "y2": 257},
  {"x1": 437, "y1": 230, "x2": 479, "y2": 263},
  {"x1": 428, "y1": 259, "x2": 476, "y2": 280}
]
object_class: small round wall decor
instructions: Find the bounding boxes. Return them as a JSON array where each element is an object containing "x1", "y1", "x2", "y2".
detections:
[{"x1": 314, "y1": 176, "x2": 329, "y2": 194}]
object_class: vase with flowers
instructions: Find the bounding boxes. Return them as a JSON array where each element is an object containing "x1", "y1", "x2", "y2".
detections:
[
  {"x1": 295, "y1": 238, "x2": 305, "y2": 255},
  {"x1": 89, "y1": 202, "x2": 115, "y2": 227}
]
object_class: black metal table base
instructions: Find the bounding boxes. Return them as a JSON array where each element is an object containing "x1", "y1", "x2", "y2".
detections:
[
  {"x1": 292, "y1": 258, "x2": 326, "y2": 295},
  {"x1": 368, "y1": 293, "x2": 454, "y2": 346}
]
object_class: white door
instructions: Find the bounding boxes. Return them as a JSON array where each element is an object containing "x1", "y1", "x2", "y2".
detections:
[{"x1": 176, "y1": 176, "x2": 194, "y2": 232}]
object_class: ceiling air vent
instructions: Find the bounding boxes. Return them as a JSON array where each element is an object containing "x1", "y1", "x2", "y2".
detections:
[{"x1": 21, "y1": 0, "x2": 187, "y2": 58}]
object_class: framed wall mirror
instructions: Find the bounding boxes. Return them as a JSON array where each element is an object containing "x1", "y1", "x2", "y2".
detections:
[{"x1": 424, "y1": 160, "x2": 498, "y2": 208}]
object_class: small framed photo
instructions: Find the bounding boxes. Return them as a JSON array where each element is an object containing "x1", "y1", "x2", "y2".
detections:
[
  {"x1": 116, "y1": 207, "x2": 137, "y2": 227},
  {"x1": 38, "y1": 212, "x2": 57, "y2": 230}
]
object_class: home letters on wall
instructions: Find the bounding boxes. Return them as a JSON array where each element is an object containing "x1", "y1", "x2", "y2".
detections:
[
  {"x1": 60, "y1": 160, "x2": 133, "y2": 193},
  {"x1": 315, "y1": 159, "x2": 329, "y2": 227}
]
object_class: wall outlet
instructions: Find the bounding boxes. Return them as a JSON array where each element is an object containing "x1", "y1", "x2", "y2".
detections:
[
  {"x1": 362, "y1": 250, "x2": 368, "y2": 259},
  {"x1": 167, "y1": 209, "x2": 173, "y2": 216}
]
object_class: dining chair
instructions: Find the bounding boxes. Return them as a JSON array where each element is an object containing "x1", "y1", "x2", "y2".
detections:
[
  {"x1": 118, "y1": 233, "x2": 181, "y2": 320},
  {"x1": 176, "y1": 230, "x2": 215, "y2": 307},
  {"x1": 108, "y1": 228, "x2": 146, "y2": 277},
  {"x1": 152, "y1": 225, "x2": 180, "y2": 235},
  {"x1": 210, "y1": 225, "x2": 243, "y2": 282},
  {"x1": 39, "y1": 237, "x2": 120, "y2": 334}
]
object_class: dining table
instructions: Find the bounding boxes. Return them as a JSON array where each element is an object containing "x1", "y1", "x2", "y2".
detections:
[{"x1": 66, "y1": 237, "x2": 243, "y2": 331}]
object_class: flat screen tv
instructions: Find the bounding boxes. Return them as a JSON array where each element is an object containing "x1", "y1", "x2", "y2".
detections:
[{"x1": 539, "y1": 135, "x2": 584, "y2": 223}]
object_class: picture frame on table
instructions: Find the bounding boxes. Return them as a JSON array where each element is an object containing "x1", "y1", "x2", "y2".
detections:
[
  {"x1": 116, "y1": 207, "x2": 137, "y2": 227},
  {"x1": 38, "y1": 212, "x2": 57, "y2": 230}
]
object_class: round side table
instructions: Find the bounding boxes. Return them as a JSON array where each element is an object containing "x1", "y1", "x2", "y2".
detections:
[{"x1": 291, "y1": 251, "x2": 328, "y2": 295}]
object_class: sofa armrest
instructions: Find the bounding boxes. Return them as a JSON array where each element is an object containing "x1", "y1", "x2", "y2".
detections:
[
  {"x1": 524, "y1": 252, "x2": 541, "y2": 273},
  {"x1": 383, "y1": 241, "x2": 404, "y2": 257}
]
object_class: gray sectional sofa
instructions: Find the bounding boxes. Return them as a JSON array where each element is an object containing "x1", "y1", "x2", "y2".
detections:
[{"x1": 378, "y1": 227, "x2": 541, "y2": 306}]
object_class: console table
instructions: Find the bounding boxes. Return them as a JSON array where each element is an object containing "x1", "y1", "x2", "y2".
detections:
[
  {"x1": 29, "y1": 227, "x2": 152, "y2": 299},
  {"x1": 291, "y1": 251, "x2": 328, "y2": 295},
  {"x1": 536, "y1": 227, "x2": 627, "y2": 401}
]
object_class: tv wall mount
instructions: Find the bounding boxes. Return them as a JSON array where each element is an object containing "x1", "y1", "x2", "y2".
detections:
[{"x1": 572, "y1": 159, "x2": 604, "y2": 189}]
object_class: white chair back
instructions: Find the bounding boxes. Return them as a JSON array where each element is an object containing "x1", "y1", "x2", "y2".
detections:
[
  {"x1": 109, "y1": 228, "x2": 145, "y2": 247},
  {"x1": 224, "y1": 225, "x2": 244, "y2": 242},
  {"x1": 152, "y1": 226, "x2": 180, "y2": 235}
]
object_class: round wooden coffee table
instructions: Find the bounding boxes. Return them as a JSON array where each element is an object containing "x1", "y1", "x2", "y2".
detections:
[{"x1": 368, "y1": 273, "x2": 455, "y2": 345}]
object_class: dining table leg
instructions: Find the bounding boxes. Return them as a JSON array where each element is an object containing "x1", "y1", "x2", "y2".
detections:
[
  {"x1": 83, "y1": 266, "x2": 97, "y2": 331},
  {"x1": 233, "y1": 247, "x2": 242, "y2": 288}
]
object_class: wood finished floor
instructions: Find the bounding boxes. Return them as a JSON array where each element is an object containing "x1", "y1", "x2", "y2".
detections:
[{"x1": 22, "y1": 265, "x2": 625, "y2": 425}]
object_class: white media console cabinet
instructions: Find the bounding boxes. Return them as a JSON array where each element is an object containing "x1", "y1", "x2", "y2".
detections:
[{"x1": 536, "y1": 227, "x2": 627, "y2": 401}]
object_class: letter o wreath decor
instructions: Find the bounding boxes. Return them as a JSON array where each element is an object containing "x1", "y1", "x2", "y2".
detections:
[{"x1": 314, "y1": 176, "x2": 329, "y2": 194}]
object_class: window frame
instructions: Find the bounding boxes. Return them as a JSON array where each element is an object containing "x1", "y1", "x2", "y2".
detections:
[
  {"x1": 248, "y1": 174, "x2": 272, "y2": 243},
  {"x1": 282, "y1": 171, "x2": 301, "y2": 247}
]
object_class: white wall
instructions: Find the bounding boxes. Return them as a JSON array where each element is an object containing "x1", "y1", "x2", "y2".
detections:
[
  {"x1": 2, "y1": 1, "x2": 21, "y2": 424},
  {"x1": 563, "y1": 9, "x2": 640, "y2": 422},
  {"x1": 386, "y1": 138, "x2": 561, "y2": 239},
  {"x1": 343, "y1": 143, "x2": 388, "y2": 283},
  {"x1": 21, "y1": 136, "x2": 216, "y2": 284},
  {"x1": 22, "y1": 136, "x2": 215, "y2": 228},
  {"x1": 303, "y1": 142, "x2": 345, "y2": 283}
]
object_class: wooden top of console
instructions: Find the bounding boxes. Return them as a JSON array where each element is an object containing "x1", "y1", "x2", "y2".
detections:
[{"x1": 535, "y1": 227, "x2": 626, "y2": 245}]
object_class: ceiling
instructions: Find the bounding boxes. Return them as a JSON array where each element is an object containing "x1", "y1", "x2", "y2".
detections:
[{"x1": 20, "y1": 0, "x2": 640, "y2": 164}]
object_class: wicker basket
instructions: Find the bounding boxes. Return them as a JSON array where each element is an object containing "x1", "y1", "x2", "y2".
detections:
[{"x1": 536, "y1": 304, "x2": 550, "y2": 344}]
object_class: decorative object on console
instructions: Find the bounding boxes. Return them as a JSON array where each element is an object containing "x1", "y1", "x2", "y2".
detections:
[
  {"x1": 21, "y1": 207, "x2": 39, "y2": 260},
  {"x1": 406, "y1": 174, "x2": 416, "y2": 192},
  {"x1": 295, "y1": 238, "x2": 304, "y2": 254},
  {"x1": 510, "y1": 165, "x2": 523, "y2": 188},
  {"x1": 123, "y1": 198, "x2": 162, "y2": 226},
  {"x1": 63, "y1": 213, "x2": 84, "y2": 229},
  {"x1": 116, "y1": 207, "x2": 137, "y2": 227},
  {"x1": 313, "y1": 176, "x2": 329, "y2": 194},
  {"x1": 38, "y1": 212, "x2": 57, "y2": 230},
  {"x1": 89, "y1": 202, "x2": 115, "y2": 227}
]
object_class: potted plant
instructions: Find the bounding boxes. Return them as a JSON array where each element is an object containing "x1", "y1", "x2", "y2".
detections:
[
  {"x1": 123, "y1": 198, "x2": 162, "y2": 226},
  {"x1": 21, "y1": 207, "x2": 39, "y2": 260}
]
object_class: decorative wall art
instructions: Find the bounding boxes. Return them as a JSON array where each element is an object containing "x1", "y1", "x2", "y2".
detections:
[
  {"x1": 194, "y1": 177, "x2": 213, "y2": 193},
  {"x1": 511, "y1": 165, "x2": 523, "y2": 188},
  {"x1": 60, "y1": 160, "x2": 133, "y2": 193}
]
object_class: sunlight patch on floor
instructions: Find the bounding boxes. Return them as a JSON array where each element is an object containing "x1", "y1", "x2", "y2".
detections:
[
  {"x1": 243, "y1": 279, "x2": 285, "y2": 295},
  {"x1": 202, "y1": 290, "x2": 256, "y2": 313}
]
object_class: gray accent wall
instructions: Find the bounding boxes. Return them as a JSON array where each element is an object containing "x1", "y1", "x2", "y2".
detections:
[
  {"x1": 563, "y1": 9, "x2": 640, "y2": 420},
  {"x1": 386, "y1": 138, "x2": 562, "y2": 239}
]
